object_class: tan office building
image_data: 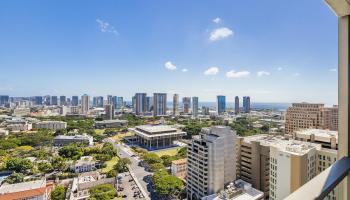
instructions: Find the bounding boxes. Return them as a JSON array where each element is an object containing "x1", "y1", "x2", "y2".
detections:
[
  {"x1": 171, "y1": 158, "x2": 187, "y2": 180},
  {"x1": 285, "y1": 103, "x2": 338, "y2": 134}
]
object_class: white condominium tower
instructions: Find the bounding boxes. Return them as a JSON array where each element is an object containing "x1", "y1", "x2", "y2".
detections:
[
  {"x1": 192, "y1": 96, "x2": 199, "y2": 118},
  {"x1": 153, "y1": 93, "x2": 167, "y2": 116},
  {"x1": 187, "y1": 126, "x2": 237, "y2": 200},
  {"x1": 81, "y1": 94, "x2": 89, "y2": 114},
  {"x1": 173, "y1": 94, "x2": 179, "y2": 116}
]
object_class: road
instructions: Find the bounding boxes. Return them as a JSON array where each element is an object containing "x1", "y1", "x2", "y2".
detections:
[{"x1": 104, "y1": 138, "x2": 154, "y2": 200}]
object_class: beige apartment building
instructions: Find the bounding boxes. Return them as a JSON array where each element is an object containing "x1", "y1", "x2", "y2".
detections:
[
  {"x1": 236, "y1": 134, "x2": 338, "y2": 200},
  {"x1": 171, "y1": 158, "x2": 187, "y2": 180},
  {"x1": 187, "y1": 126, "x2": 237, "y2": 200},
  {"x1": 285, "y1": 103, "x2": 338, "y2": 134}
]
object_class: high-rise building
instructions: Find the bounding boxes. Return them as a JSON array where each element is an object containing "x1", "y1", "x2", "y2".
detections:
[
  {"x1": 97, "y1": 96, "x2": 104, "y2": 107},
  {"x1": 51, "y1": 96, "x2": 58, "y2": 106},
  {"x1": 146, "y1": 97, "x2": 153, "y2": 112},
  {"x1": 107, "y1": 95, "x2": 113, "y2": 105},
  {"x1": 135, "y1": 93, "x2": 147, "y2": 115},
  {"x1": 81, "y1": 94, "x2": 90, "y2": 114},
  {"x1": 0, "y1": 95, "x2": 9, "y2": 107},
  {"x1": 104, "y1": 104, "x2": 114, "y2": 120},
  {"x1": 202, "y1": 106, "x2": 210, "y2": 115},
  {"x1": 112, "y1": 96, "x2": 118, "y2": 110},
  {"x1": 182, "y1": 97, "x2": 191, "y2": 114},
  {"x1": 44, "y1": 95, "x2": 51, "y2": 106},
  {"x1": 187, "y1": 126, "x2": 237, "y2": 200},
  {"x1": 71, "y1": 96, "x2": 79, "y2": 106},
  {"x1": 216, "y1": 95, "x2": 226, "y2": 115},
  {"x1": 117, "y1": 97, "x2": 123, "y2": 109},
  {"x1": 235, "y1": 96, "x2": 240, "y2": 114},
  {"x1": 192, "y1": 97, "x2": 199, "y2": 117},
  {"x1": 285, "y1": 103, "x2": 339, "y2": 134},
  {"x1": 92, "y1": 96, "x2": 98, "y2": 107},
  {"x1": 153, "y1": 93, "x2": 167, "y2": 116},
  {"x1": 173, "y1": 94, "x2": 179, "y2": 116},
  {"x1": 59, "y1": 96, "x2": 66, "y2": 106},
  {"x1": 32, "y1": 96, "x2": 43, "y2": 105},
  {"x1": 243, "y1": 96, "x2": 251, "y2": 113}
]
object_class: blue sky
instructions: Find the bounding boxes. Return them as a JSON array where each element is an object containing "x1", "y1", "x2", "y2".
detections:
[{"x1": 0, "y1": 0, "x2": 338, "y2": 105}]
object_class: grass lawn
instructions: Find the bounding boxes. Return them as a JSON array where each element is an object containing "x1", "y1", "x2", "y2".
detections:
[
  {"x1": 101, "y1": 156, "x2": 119, "y2": 173},
  {"x1": 110, "y1": 132, "x2": 134, "y2": 142},
  {"x1": 153, "y1": 147, "x2": 182, "y2": 157},
  {"x1": 95, "y1": 129, "x2": 105, "y2": 135}
]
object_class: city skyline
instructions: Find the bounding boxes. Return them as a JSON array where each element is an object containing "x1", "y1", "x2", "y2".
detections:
[{"x1": 0, "y1": 0, "x2": 338, "y2": 105}]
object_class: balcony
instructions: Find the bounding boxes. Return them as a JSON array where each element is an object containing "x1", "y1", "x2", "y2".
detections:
[{"x1": 286, "y1": 0, "x2": 350, "y2": 199}]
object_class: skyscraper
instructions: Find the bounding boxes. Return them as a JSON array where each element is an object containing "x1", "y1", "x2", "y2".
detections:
[
  {"x1": 44, "y1": 95, "x2": 51, "y2": 106},
  {"x1": 51, "y1": 96, "x2": 58, "y2": 106},
  {"x1": 104, "y1": 104, "x2": 114, "y2": 120},
  {"x1": 216, "y1": 95, "x2": 226, "y2": 115},
  {"x1": 0, "y1": 95, "x2": 9, "y2": 107},
  {"x1": 71, "y1": 96, "x2": 79, "y2": 106},
  {"x1": 235, "y1": 96, "x2": 240, "y2": 114},
  {"x1": 182, "y1": 97, "x2": 191, "y2": 114},
  {"x1": 243, "y1": 96, "x2": 251, "y2": 113},
  {"x1": 32, "y1": 96, "x2": 43, "y2": 105},
  {"x1": 117, "y1": 97, "x2": 124, "y2": 109},
  {"x1": 192, "y1": 97, "x2": 199, "y2": 117},
  {"x1": 146, "y1": 97, "x2": 153, "y2": 112},
  {"x1": 81, "y1": 94, "x2": 90, "y2": 114},
  {"x1": 135, "y1": 93, "x2": 147, "y2": 115},
  {"x1": 107, "y1": 95, "x2": 113, "y2": 105},
  {"x1": 187, "y1": 126, "x2": 237, "y2": 200},
  {"x1": 59, "y1": 96, "x2": 66, "y2": 106},
  {"x1": 153, "y1": 93, "x2": 167, "y2": 116},
  {"x1": 112, "y1": 96, "x2": 118, "y2": 110},
  {"x1": 173, "y1": 94, "x2": 179, "y2": 116}
]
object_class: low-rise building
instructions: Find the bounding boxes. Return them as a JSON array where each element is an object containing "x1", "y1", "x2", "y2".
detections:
[
  {"x1": 54, "y1": 134, "x2": 93, "y2": 146},
  {"x1": 0, "y1": 179, "x2": 53, "y2": 200},
  {"x1": 201, "y1": 179, "x2": 264, "y2": 200},
  {"x1": 130, "y1": 125, "x2": 186, "y2": 150},
  {"x1": 291, "y1": 129, "x2": 338, "y2": 150},
  {"x1": 70, "y1": 156, "x2": 96, "y2": 173},
  {"x1": 171, "y1": 158, "x2": 187, "y2": 180},
  {"x1": 13, "y1": 108, "x2": 30, "y2": 117},
  {"x1": 94, "y1": 119, "x2": 128, "y2": 129},
  {"x1": 35, "y1": 121, "x2": 67, "y2": 130}
]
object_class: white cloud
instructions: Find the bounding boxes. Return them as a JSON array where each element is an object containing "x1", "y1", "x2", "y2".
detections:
[
  {"x1": 329, "y1": 68, "x2": 337, "y2": 72},
  {"x1": 182, "y1": 68, "x2": 188, "y2": 72},
  {"x1": 277, "y1": 67, "x2": 283, "y2": 71},
  {"x1": 226, "y1": 70, "x2": 250, "y2": 78},
  {"x1": 164, "y1": 61, "x2": 177, "y2": 71},
  {"x1": 204, "y1": 67, "x2": 219, "y2": 75},
  {"x1": 213, "y1": 17, "x2": 221, "y2": 24},
  {"x1": 96, "y1": 19, "x2": 118, "y2": 36},
  {"x1": 209, "y1": 27, "x2": 233, "y2": 41},
  {"x1": 257, "y1": 71, "x2": 271, "y2": 77}
]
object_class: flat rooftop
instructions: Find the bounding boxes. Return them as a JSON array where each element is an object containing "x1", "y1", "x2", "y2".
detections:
[
  {"x1": 136, "y1": 125, "x2": 178, "y2": 133},
  {"x1": 294, "y1": 129, "x2": 338, "y2": 142},
  {"x1": 242, "y1": 134, "x2": 320, "y2": 155},
  {"x1": 95, "y1": 119, "x2": 128, "y2": 124},
  {"x1": 0, "y1": 179, "x2": 45, "y2": 194}
]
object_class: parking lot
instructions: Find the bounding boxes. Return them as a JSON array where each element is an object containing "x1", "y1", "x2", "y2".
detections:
[{"x1": 118, "y1": 172, "x2": 146, "y2": 200}]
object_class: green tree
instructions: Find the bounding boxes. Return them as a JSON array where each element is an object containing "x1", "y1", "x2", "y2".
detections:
[
  {"x1": 51, "y1": 185, "x2": 66, "y2": 200},
  {"x1": 6, "y1": 158, "x2": 33, "y2": 173},
  {"x1": 149, "y1": 163, "x2": 165, "y2": 172},
  {"x1": 4, "y1": 172, "x2": 24, "y2": 184},
  {"x1": 58, "y1": 145, "x2": 83, "y2": 160},
  {"x1": 51, "y1": 156, "x2": 67, "y2": 171},
  {"x1": 152, "y1": 170, "x2": 184, "y2": 199},
  {"x1": 142, "y1": 153, "x2": 162, "y2": 165},
  {"x1": 113, "y1": 158, "x2": 131, "y2": 173},
  {"x1": 89, "y1": 184, "x2": 116, "y2": 200},
  {"x1": 38, "y1": 162, "x2": 53, "y2": 173},
  {"x1": 106, "y1": 170, "x2": 117, "y2": 178},
  {"x1": 177, "y1": 147, "x2": 187, "y2": 158},
  {"x1": 160, "y1": 155, "x2": 176, "y2": 167}
]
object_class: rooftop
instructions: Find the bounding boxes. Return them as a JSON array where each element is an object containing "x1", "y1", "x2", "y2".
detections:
[
  {"x1": 54, "y1": 134, "x2": 92, "y2": 140},
  {"x1": 242, "y1": 134, "x2": 320, "y2": 155},
  {"x1": 136, "y1": 125, "x2": 178, "y2": 133},
  {"x1": 172, "y1": 158, "x2": 187, "y2": 165},
  {"x1": 95, "y1": 119, "x2": 128, "y2": 124},
  {"x1": 0, "y1": 179, "x2": 45, "y2": 194},
  {"x1": 294, "y1": 129, "x2": 338, "y2": 142}
]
